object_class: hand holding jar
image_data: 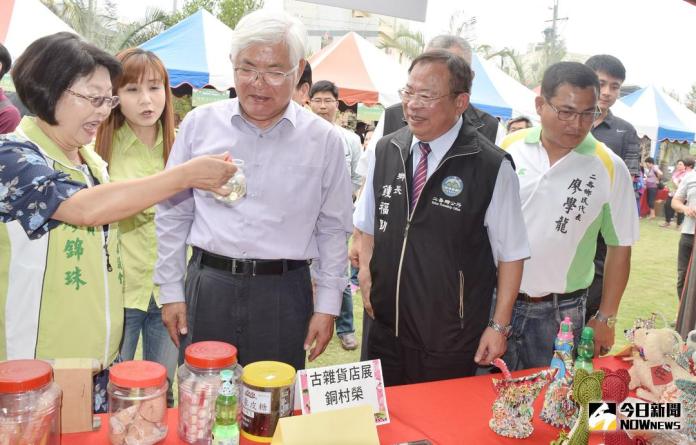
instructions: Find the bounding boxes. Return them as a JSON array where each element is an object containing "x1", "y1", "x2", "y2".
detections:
[{"x1": 215, "y1": 159, "x2": 246, "y2": 204}]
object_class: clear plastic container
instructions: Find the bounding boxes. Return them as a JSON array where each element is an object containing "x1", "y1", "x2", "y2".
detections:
[
  {"x1": 240, "y1": 361, "x2": 295, "y2": 443},
  {"x1": 178, "y1": 341, "x2": 243, "y2": 444},
  {"x1": 0, "y1": 359, "x2": 62, "y2": 445},
  {"x1": 108, "y1": 360, "x2": 168, "y2": 445},
  {"x1": 215, "y1": 159, "x2": 246, "y2": 204}
]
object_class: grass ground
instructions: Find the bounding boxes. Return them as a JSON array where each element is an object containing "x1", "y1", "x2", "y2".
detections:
[
  {"x1": 613, "y1": 218, "x2": 682, "y2": 350},
  {"x1": 308, "y1": 217, "x2": 683, "y2": 368},
  {"x1": 138, "y1": 218, "x2": 684, "y2": 372}
]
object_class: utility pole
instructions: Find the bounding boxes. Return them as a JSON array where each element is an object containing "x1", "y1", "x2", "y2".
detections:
[{"x1": 543, "y1": 0, "x2": 567, "y2": 66}]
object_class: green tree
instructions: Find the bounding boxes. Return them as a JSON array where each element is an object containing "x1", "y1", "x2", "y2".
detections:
[
  {"x1": 164, "y1": 0, "x2": 263, "y2": 29},
  {"x1": 219, "y1": 0, "x2": 263, "y2": 29},
  {"x1": 686, "y1": 83, "x2": 696, "y2": 113},
  {"x1": 162, "y1": 0, "x2": 217, "y2": 27}
]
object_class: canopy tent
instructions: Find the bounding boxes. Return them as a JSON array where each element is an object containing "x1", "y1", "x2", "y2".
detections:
[
  {"x1": 470, "y1": 54, "x2": 538, "y2": 121},
  {"x1": 620, "y1": 85, "x2": 696, "y2": 157},
  {"x1": 140, "y1": 9, "x2": 234, "y2": 91},
  {"x1": 308, "y1": 32, "x2": 407, "y2": 107},
  {"x1": 0, "y1": 0, "x2": 77, "y2": 62}
]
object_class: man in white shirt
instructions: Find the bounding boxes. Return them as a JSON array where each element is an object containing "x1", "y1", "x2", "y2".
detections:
[
  {"x1": 155, "y1": 11, "x2": 353, "y2": 371},
  {"x1": 501, "y1": 62, "x2": 638, "y2": 370},
  {"x1": 309, "y1": 80, "x2": 362, "y2": 195}
]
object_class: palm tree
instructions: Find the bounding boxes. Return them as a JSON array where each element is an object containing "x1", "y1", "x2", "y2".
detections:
[
  {"x1": 495, "y1": 48, "x2": 527, "y2": 87},
  {"x1": 112, "y1": 8, "x2": 169, "y2": 50},
  {"x1": 378, "y1": 25, "x2": 424, "y2": 63},
  {"x1": 41, "y1": 0, "x2": 168, "y2": 53},
  {"x1": 448, "y1": 10, "x2": 476, "y2": 40},
  {"x1": 42, "y1": 0, "x2": 114, "y2": 48},
  {"x1": 475, "y1": 45, "x2": 529, "y2": 87}
]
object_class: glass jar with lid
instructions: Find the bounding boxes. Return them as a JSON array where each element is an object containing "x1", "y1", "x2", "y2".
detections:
[
  {"x1": 178, "y1": 341, "x2": 243, "y2": 444},
  {"x1": 0, "y1": 359, "x2": 62, "y2": 445},
  {"x1": 107, "y1": 360, "x2": 168, "y2": 445}
]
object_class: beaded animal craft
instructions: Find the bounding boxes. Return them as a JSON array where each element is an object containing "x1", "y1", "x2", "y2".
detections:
[
  {"x1": 600, "y1": 368, "x2": 631, "y2": 445},
  {"x1": 488, "y1": 358, "x2": 556, "y2": 439},
  {"x1": 551, "y1": 368, "x2": 605, "y2": 445}
]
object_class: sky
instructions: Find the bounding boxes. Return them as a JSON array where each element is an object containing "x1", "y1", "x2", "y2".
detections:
[{"x1": 116, "y1": 0, "x2": 696, "y2": 97}]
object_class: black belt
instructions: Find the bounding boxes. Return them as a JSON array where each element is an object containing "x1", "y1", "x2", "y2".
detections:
[
  {"x1": 517, "y1": 288, "x2": 586, "y2": 304},
  {"x1": 200, "y1": 250, "x2": 310, "y2": 275}
]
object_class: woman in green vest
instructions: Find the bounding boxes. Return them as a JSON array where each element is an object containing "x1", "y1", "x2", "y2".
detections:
[
  {"x1": 0, "y1": 33, "x2": 235, "y2": 376},
  {"x1": 94, "y1": 48, "x2": 178, "y2": 406}
]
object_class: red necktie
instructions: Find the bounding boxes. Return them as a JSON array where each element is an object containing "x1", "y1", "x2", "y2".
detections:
[{"x1": 411, "y1": 142, "x2": 431, "y2": 211}]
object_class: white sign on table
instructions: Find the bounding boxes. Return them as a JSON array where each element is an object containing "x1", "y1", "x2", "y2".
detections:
[{"x1": 296, "y1": 359, "x2": 390, "y2": 425}]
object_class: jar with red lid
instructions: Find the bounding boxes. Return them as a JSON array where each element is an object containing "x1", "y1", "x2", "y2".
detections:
[
  {"x1": 177, "y1": 341, "x2": 243, "y2": 444},
  {"x1": 108, "y1": 360, "x2": 168, "y2": 445},
  {"x1": 0, "y1": 359, "x2": 62, "y2": 445}
]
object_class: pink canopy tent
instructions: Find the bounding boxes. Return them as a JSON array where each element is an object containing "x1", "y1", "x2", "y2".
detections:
[{"x1": 308, "y1": 32, "x2": 407, "y2": 106}]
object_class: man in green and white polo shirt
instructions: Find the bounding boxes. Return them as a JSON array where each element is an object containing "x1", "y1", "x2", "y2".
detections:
[{"x1": 501, "y1": 62, "x2": 638, "y2": 370}]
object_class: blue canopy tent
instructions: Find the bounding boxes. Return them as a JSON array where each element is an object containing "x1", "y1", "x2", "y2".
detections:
[
  {"x1": 620, "y1": 85, "x2": 696, "y2": 158},
  {"x1": 140, "y1": 9, "x2": 234, "y2": 91},
  {"x1": 470, "y1": 53, "x2": 537, "y2": 122}
]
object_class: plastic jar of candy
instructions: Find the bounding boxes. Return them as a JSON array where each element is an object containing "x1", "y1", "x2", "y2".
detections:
[
  {"x1": 0, "y1": 359, "x2": 62, "y2": 445},
  {"x1": 108, "y1": 360, "x2": 168, "y2": 445},
  {"x1": 178, "y1": 341, "x2": 243, "y2": 444},
  {"x1": 240, "y1": 361, "x2": 295, "y2": 443}
]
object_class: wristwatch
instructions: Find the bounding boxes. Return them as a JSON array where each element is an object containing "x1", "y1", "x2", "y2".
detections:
[
  {"x1": 488, "y1": 319, "x2": 512, "y2": 338},
  {"x1": 592, "y1": 310, "x2": 617, "y2": 328}
]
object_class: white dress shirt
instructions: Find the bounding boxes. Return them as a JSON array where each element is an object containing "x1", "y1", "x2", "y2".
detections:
[{"x1": 154, "y1": 99, "x2": 354, "y2": 315}]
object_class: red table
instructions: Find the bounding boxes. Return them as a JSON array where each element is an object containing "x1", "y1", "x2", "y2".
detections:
[{"x1": 63, "y1": 357, "x2": 628, "y2": 445}]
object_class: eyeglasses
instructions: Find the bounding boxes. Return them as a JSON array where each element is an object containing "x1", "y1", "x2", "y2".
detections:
[
  {"x1": 234, "y1": 66, "x2": 297, "y2": 86},
  {"x1": 545, "y1": 100, "x2": 601, "y2": 122},
  {"x1": 398, "y1": 88, "x2": 460, "y2": 107},
  {"x1": 309, "y1": 98, "x2": 338, "y2": 105},
  {"x1": 66, "y1": 89, "x2": 120, "y2": 109}
]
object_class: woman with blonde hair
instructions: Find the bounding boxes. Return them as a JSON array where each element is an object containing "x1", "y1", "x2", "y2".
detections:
[{"x1": 95, "y1": 48, "x2": 178, "y2": 405}]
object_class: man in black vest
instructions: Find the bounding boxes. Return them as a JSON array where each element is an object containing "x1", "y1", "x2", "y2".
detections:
[
  {"x1": 352, "y1": 35, "x2": 501, "y2": 361},
  {"x1": 353, "y1": 50, "x2": 529, "y2": 386}
]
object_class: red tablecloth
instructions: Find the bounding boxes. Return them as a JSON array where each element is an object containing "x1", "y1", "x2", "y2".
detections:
[{"x1": 62, "y1": 356, "x2": 629, "y2": 445}]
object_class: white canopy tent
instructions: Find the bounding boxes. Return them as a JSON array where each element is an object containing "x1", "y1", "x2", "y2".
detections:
[
  {"x1": 620, "y1": 85, "x2": 696, "y2": 157},
  {"x1": 0, "y1": 0, "x2": 76, "y2": 62}
]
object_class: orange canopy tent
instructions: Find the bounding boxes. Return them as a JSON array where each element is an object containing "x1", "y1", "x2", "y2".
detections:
[{"x1": 308, "y1": 32, "x2": 407, "y2": 106}]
